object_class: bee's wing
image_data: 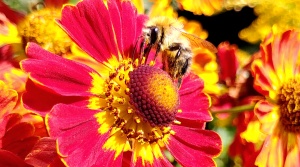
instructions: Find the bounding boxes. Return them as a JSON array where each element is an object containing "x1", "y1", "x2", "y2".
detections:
[{"x1": 176, "y1": 28, "x2": 218, "y2": 53}]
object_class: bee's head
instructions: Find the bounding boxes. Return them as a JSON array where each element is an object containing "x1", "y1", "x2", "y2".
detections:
[{"x1": 143, "y1": 26, "x2": 159, "y2": 45}]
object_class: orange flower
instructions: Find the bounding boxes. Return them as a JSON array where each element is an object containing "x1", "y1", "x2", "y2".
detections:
[{"x1": 252, "y1": 29, "x2": 300, "y2": 167}]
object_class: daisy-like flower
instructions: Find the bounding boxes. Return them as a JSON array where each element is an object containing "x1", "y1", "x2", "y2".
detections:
[
  {"x1": 0, "y1": 0, "x2": 72, "y2": 56},
  {"x1": 21, "y1": 0, "x2": 222, "y2": 166},
  {"x1": 252, "y1": 29, "x2": 300, "y2": 167}
]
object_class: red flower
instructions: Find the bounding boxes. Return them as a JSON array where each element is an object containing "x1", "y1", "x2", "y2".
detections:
[
  {"x1": 217, "y1": 42, "x2": 239, "y2": 86},
  {"x1": 21, "y1": 0, "x2": 222, "y2": 166}
]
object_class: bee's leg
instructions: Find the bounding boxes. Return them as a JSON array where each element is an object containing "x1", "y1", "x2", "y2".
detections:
[
  {"x1": 132, "y1": 36, "x2": 143, "y2": 61},
  {"x1": 177, "y1": 77, "x2": 183, "y2": 89},
  {"x1": 144, "y1": 41, "x2": 161, "y2": 65},
  {"x1": 177, "y1": 57, "x2": 191, "y2": 88},
  {"x1": 168, "y1": 43, "x2": 182, "y2": 59},
  {"x1": 176, "y1": 50, "x2": 184, "y2": 90},
  {"x1": 153, "y1": 42, "x2": 161, "y2": 61},
  {"x1": 143, "y1": 44, "x2": 152, "y2": 64},
  {"x1": 130, "y1": 37, "x2": 140, "y2": 61},
  {"x1": 139, "y1": 41, "x2": 146, "y2": 64},
  {"x1": 181, "y1": 57, "x2": 191, "y2": 75},
  {"x1": 168, "y1": 43, "x2": 182, "y2": 68}
]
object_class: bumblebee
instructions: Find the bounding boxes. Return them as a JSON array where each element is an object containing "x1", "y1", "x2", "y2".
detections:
[{"x1": 140, "y1": 16, "x2": 217, "y2": 87}]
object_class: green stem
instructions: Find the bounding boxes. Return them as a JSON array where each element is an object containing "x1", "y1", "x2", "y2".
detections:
[{"x1": 211, "y1": 104, "x2": 255, "y2": 114}]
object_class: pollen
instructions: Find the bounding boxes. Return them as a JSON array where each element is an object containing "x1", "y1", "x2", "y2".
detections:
[
  {"x1": 94, "y1": 58, "x2": 180, "y2": 148},
  {"x1": 17, "y1": 8, "x2": 72, "y2": 55},
  {"x1": 278, "y1": 77, "x2": 300, "y2": 132},
  {"x1": 128, "y1": 65, "x2": 179, "y2": 127}
]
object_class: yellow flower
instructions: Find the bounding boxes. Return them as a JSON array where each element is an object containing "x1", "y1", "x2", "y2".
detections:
[{"x1": 0, "y1": 0, "x2": 72, "y2": 56}]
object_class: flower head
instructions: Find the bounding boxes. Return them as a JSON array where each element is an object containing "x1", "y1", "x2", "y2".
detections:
[
  {"x1": 21, "y1": 0, "x2": 222, "y2": 166},
  {"x1": 252, "y1": 29, "x2": 300, "y2": 167},
  {"x1": 0, "y1": 0, "x2": 72, "y2": 56}
]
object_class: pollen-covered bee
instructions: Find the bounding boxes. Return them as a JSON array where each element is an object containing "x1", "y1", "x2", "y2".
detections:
[{"x1": 139, "y1": 16, "x2": 217, "y2": 87}]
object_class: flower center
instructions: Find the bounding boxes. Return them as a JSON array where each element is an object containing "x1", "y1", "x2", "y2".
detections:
[
  {"x1": 129, "y1": 65, "x2": 179, "y2": 127},
  {"x1": 96, "y1": 58, "x2": 179, "y2": 145},
  {"x1": 278, "y1": 78, "x2": 300, "y2": 132},
  {"x1": 17, "y1": 8, "x2": 72, "y2": 55}
]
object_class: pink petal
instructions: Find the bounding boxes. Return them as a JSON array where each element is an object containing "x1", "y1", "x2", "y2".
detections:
[
  {"x1": 133, "y1": 159, "x2": 155, "y2": 167},
  {"x1": 22, "y1": 44, "x2": 97, "y2": 96},
  {"x1": 93, "y1": 150, "x2": 123, "y2": 167},
  {"x1": 178, "y1": 73, "x2": 212, "y2": 122},
  {"x1": 172, "y1": 125, "x2": 222, "y2": 157},
  {"x1": 179, "y1": 73, "x2": 204, "y2": 95},
  {"x1": 132, "y1": 154, "x2": 172, "y2": 167},
  {"x1": 25, "y1": 43, "x2": 63, "y2": 61},
  {"x1": 177, "y1": 92, "x2": 211, "y2": 122},
  {"x1": 59, "y1": 0, "x2": 119, "y2": 62},
  {"x1": 47, "y1": 104, "x2": 122, "y2": 166},
  {"x1": 59, "y1": 0, "x2": 146, "y2": 63},
  {"x1": 152, "y1": 157, "x2": 173, "y2": 167},
  {"x1": 175, "y1": 117, "x2": 206, "y2": 130},
  {"x1": 166, "y1": 125, "x2": 222, "y2": 167},
  {"x1": 108, "y1": 0, "x2": 147, "y2": 58},
  {"x1": 22, "y1": 79, "x2": 88, "y2": 116}
]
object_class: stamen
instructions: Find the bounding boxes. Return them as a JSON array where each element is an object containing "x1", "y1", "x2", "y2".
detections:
[
  {"x1": 17, "y1": 8, "x2": 72, "y2": 55},
  {"x1": 128, "y1": 65, "x2": 179, "y2": 127},
  {"x1": 94, "y1": 58, "x2": 180, "y2": 148},
  {"x1": 278, "y1": 78, "x2": 300, "y2": 132}
]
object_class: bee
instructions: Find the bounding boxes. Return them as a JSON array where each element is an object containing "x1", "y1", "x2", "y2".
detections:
[{"x1": 139, "y1": 16, "x2": 217, "y2": 87}]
